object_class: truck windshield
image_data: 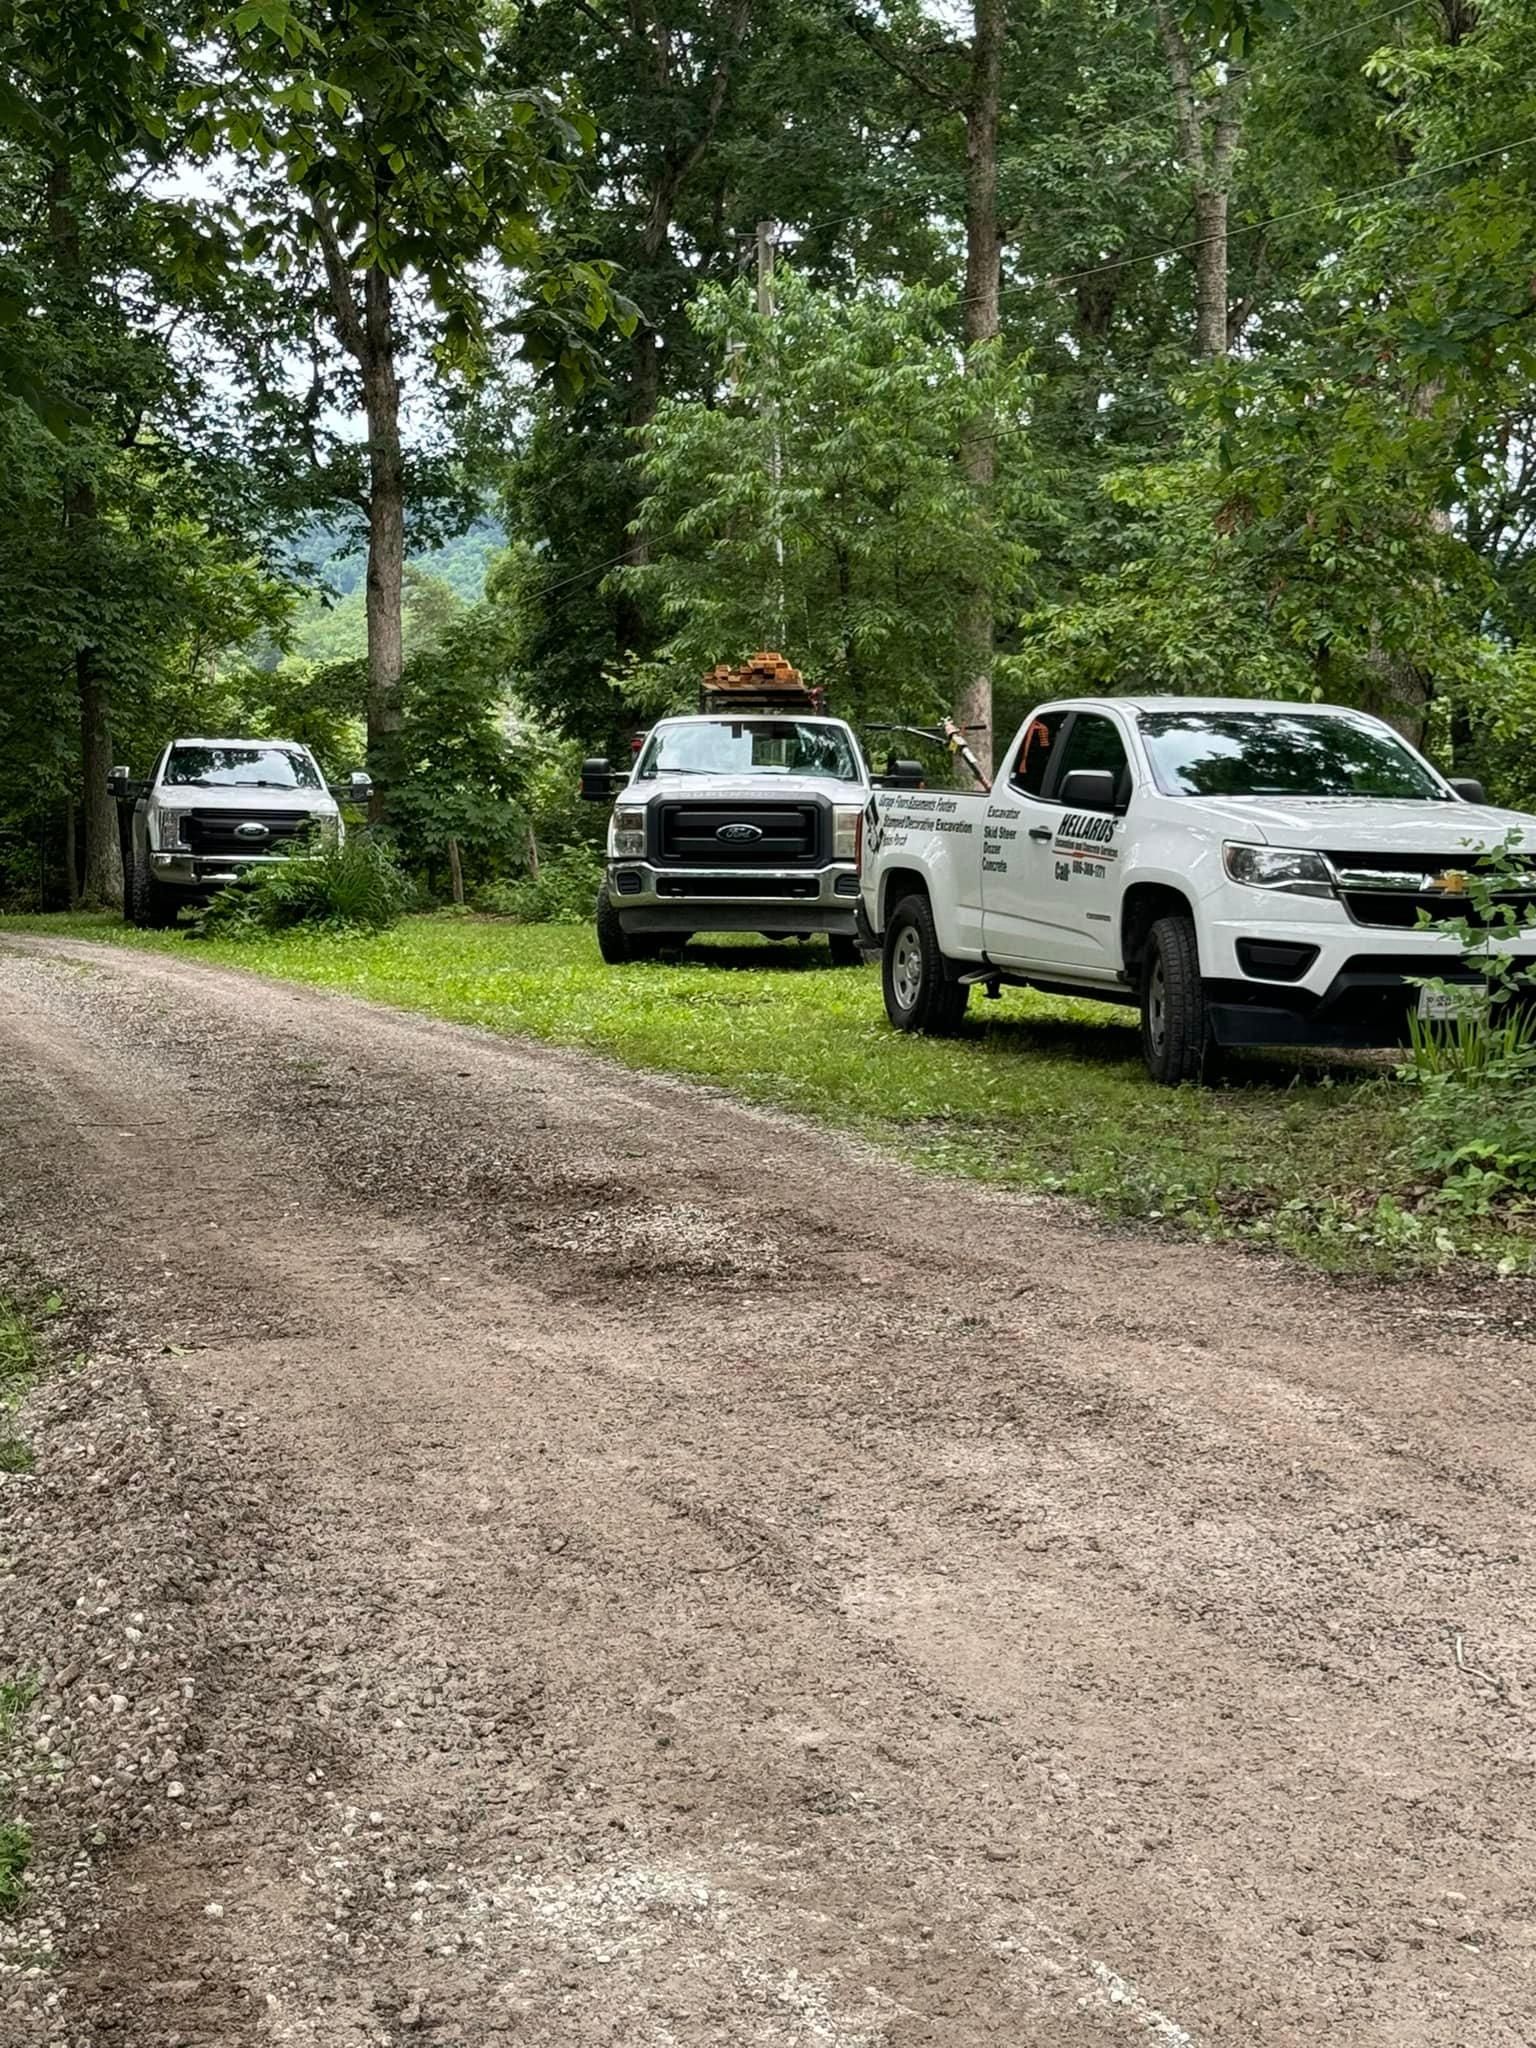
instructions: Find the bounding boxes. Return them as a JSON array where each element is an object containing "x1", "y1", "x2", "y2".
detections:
[
  {"x1": 636, "y1": 720, "x2": 860, "y2": 781},
  {"x1": 1137, "y1": 711, "x2": 1449, "y2": 801},
  {"x1": 165, "y1": 745, "x2": 323, "y2": 791}
]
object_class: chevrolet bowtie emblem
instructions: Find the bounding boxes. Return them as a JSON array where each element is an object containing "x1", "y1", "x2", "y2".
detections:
[{"x1": 1429, "y1": 870, "x2": 1469, "y2": 894}]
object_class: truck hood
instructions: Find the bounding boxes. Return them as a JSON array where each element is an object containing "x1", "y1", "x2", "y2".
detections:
[
  {"x1": 626, "y1": 774, "x2": 866, "y2": 804},
  {"x1": 155, "y1": 786, "x2": 337, "y2": 814},
  {"x1": 1185, "y1": 794, "x2": 1536, "y2": 854}
]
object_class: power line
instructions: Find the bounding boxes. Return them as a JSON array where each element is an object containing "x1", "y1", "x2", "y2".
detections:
[
  {"x1": 789, "y1": 0, "x2": 1421, "y2": 247},
  {"x1": 527, "y1": 135, "x2": 1536, "y2": 607},
  {"x1": 979, "y1": 130, "x2": 1536, "y2": 310}
]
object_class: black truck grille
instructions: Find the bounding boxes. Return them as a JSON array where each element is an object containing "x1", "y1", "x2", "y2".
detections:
[
  {"x1": 1327, "y1": 850, "x2": 1536, "y2": 931},
  {"x1": 656, "y1": 875, "x2": 819, "y2": 900},
  {"x1": 183, "y1": 809, "x2": 315, "y2": 856},
  {"x1": 655, "y1": 802, "x2": 822, "y2": 866}
]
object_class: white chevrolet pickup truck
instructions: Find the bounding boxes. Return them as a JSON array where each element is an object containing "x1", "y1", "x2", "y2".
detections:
[{"x1": 861, "y1": 696, "x2": 1536, "y2": 1082}]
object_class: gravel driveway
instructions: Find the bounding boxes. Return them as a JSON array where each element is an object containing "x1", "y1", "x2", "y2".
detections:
[{"x1": 1, "y1": 932, "x2": 1534, "y2": 2047}]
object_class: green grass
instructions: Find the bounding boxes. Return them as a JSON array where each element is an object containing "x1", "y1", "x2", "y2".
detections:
[
  {"x1": 0, "y1": 1297, "x2": 42, "y2": 1476},
  {"x1": 0, "y1": 1820, "x2": 30, "y2": 1917},
  {"x1": 3, "y1": 910, "x2": 1531, "y2": 1276}
]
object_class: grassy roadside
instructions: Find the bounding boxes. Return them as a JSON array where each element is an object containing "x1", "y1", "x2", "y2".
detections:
[
  {"x1": 0, "y1": 1296, "x2": 44, "y2": 1476},
  {"x1": 2, "y1": 909, "x2": 1530, "y2": 1277}
]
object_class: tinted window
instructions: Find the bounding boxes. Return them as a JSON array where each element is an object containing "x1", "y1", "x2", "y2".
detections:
[
  {"x1": 165, "y1": 745, "x2": 322, "y2": 791},
  {"x1": 1138, "y1": 712, "x2": 1447, "y2": 800},
  {"x1": 636, "y1": 719, "x2": 860, "y2": 782},
  {"x1": 1054, "y1": 713, "x2": 1129, "y2": 793},
  {"x1": 1010, "y1": 711, "x2": 1068, "y2": 797}
]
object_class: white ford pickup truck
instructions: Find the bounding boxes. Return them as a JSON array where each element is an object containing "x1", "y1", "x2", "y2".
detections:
[
  {"x1": 582, "y1": 710, "x2": 876, "y2": 965},
  {"x1": 860, "y1": 696, "x2": 1536, "y2": 1082},
  {"x1": 109, "y1": 738, "x2": 369, "y2": 929}
]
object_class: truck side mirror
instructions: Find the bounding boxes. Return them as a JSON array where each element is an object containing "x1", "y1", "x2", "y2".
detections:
[
  {"x1": 107, "y1": 765, "x2": 130, "y2": 791},
  {"x1": 347, "y1": 770, "x2": 374, "y2": 803},
  {"x1": 1057, "y1": 767, "x2": 1118, "y2": 812},
  {"x1": 875, "y1": 757, "x2": 927, "y2": 790},
  {"x1": 1448, "y1": 776, "x2": 1486, "y2": 804},
  {"x1": 580, "y1": 757, "x2": 617, "y2": 802}
]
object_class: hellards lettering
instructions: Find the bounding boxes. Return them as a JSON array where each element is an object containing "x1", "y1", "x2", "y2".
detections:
[{"x1": 1057, "y1": 812, "x2": 1115, "y2": 845}]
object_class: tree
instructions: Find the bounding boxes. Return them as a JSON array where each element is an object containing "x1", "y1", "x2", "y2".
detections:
[
  {"x1": 0, "y1": 0, "x2": 298, "y2": 904},
  {"x1": 206, "y1": 0, "x2": 630, "y2": 807},
  {"x1": 495, "y1": 0, "x2": 908, "y2": 751},
  {"x1": 629, "y1": 274, "x2": 1041, "y2": 724}
]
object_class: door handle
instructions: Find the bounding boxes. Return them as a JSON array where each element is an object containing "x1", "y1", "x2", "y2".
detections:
[{"x1": 1028, "y1": 827, "x2": 1052, "y2": 842}]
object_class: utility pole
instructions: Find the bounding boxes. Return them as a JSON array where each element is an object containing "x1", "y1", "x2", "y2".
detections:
[{"x1": 756, "y1": 218, "x2": 785, "y2": 644}]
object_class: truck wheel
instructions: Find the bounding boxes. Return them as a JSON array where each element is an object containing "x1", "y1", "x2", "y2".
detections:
[
  {"x1": 595, "y1": 882, "x2": 660, "y2": 964},
  {"x1": 827, "y1": 933, "x2": 862, "y2": 968},
  {"x1": 123, "y1": 844, "x2": 148, "y2": 926},
  {"x1": 1140, "y1": 914, "x2": 1216, "y2": 1084},
  {"x1": 882, "y1": 893, "x2": 970, "y2": 1034},
  {"x1": 143, "y1": 876, "x2": 181, "y2": 928},
  {"x1": 125, "y1": 845, "x2": 178, "y2": 928}
]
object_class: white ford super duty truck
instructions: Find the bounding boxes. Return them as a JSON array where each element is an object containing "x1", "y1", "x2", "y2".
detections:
[
  {"x1": 109, "y1": 738, "x2": 370, "y2": 928},
  {"x1": 860, "y1": 696, "x2": 1536, "y2": 1082}
]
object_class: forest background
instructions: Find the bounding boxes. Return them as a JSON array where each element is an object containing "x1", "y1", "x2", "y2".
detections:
[{"x1": 3, "y1": 0, "x2": 1535, "y2": 910}]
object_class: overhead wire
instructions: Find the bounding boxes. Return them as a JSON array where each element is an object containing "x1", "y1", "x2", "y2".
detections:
[
  {"x1": 784, "y1": 0, "x2": 1423, "y2": 248},
  {"x1": 531, "y1": 122, "x2": 1536, "y2": 607}
]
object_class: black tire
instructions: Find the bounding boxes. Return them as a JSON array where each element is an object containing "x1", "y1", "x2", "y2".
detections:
[
  {"x1": 144, "y1": 874, "x2": 181, "y2": 928},
  {"x1": 1140, "y1": 913, "x2": 1216, "y2": 1084},
  {"x1": 125, "y1": 841, "x2": 179, "y2": 928},
  {"x1": 827, "y1": 933, "x2": 863, "y2": 968},
  {"x1": 123, "y1": 841, "x2": 149, "y2": 927},
  {"x1": 882, "y1": 892, "x2": 971, "y2": 1035},
  {"x1": 595, "y1": 882, "x2": 661, "y2": 964}
]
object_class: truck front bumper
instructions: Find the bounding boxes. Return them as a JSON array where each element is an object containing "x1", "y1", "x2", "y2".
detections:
[
  {"x1": 607, "y1": 861, "x2": 861, "y2": 935},
  {"x1": 1202, "y1": 915, "x2": 1536, "y2": 1047},
  {"x1": 150, "y1": 852, "x2": 300, "y2": 889}
]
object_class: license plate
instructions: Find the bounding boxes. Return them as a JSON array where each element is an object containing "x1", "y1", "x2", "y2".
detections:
[{"x1": 1417, "y1": 984, "x2": 1485, "y2": 1021}]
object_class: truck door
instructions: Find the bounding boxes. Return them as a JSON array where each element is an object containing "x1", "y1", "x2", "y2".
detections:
[{"x1": 982, "y1": 709, "x2": 1130, "y2": 980}]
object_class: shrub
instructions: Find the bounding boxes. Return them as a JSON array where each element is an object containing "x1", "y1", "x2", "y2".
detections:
[
  {"x1": 193, "y1": 832, "x2": 413, "y2": 940},
  {"x1": 474, "y1": 842, "x2": 604, "y2": 924},
  {"x1": 1404, "y1": 1078, "x2": 1536, "y2": 1215}
]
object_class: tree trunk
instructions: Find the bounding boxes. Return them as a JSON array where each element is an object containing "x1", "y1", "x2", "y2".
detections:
[
  {"x1": 313, "y1": 204, "x2": 406, "y2": 815},
  {"x1": 1158, "y1": 8, "x2": 1247, "y2": 360},
  {"x1": 360, "y1": 269, "x2": 405, "y2": 810},
  {"x1": 49, "y1": 156, "x2": 122, "y2": 907},
  {"x1": 955, "y1": 0, "x2": 1005, "y2": 783},
  {"x1": 75, "y1": 619, "x2": 122, "y2": 908},
  {"x1": 1193, "y1": 188, "x2": 1229, "y2": 359},
  {"x1": 446, "y1": 833, "x2": 464, "y2": 907}
]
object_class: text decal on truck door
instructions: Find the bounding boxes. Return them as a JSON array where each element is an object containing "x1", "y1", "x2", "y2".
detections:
[{"x1": 1054, "y1": 812, "x2": 1118, "y2": 882}]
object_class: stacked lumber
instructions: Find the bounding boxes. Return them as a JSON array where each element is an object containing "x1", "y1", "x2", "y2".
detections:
[{"x1": 699, "y1": 651, "x2": 824, "y2": 711}]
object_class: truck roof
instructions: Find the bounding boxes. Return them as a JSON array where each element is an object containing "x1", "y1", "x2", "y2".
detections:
[
  {"x1": 1057, "y1": 696, "x2": 1384, "y2": 718},
  {"x1": 650, "y1": 711, "x2": 854, "y2": 728},
  {"x1": 167, "y1": 736, "x2": 312, "y2": 750}
]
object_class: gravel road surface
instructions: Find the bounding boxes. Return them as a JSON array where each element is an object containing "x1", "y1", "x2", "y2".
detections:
[{"x1": 1, "y1": 933, "x2": 1534, "y2": 2047}]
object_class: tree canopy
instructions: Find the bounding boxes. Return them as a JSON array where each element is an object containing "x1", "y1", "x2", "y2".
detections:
[{"x1": 6, "y1": 0, "x2": 1536, "y2": 902}]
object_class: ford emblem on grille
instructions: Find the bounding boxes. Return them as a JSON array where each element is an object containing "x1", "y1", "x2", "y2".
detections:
[
  {"x1": 234, "y1": 821, "x2": 271, "y2": 842},
  {"x1": 716, "y1": 822, "x2": 764, "y2": 843}
]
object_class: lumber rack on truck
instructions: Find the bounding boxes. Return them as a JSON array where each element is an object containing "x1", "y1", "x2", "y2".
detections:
[{"x1": 699, "y1": 650, "x2": 826, "y2": 715}]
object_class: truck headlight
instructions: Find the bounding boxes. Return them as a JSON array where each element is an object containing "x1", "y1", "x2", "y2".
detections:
[
  {"x1": 1223, "y1": 843, "x2": 1334, "y2": 898},
  {"x1": 833, "y1": 805, "x2": 862, "y2": 862},
  {"x1": 317, "y1": 810, "x2": 341, "y2": 845},
  {"x1": 155, "y1": 810, "x2": 189, "y2": 851},
  {"x1": 609, "y1": 806, "x2": 647, "y2": 859}
]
